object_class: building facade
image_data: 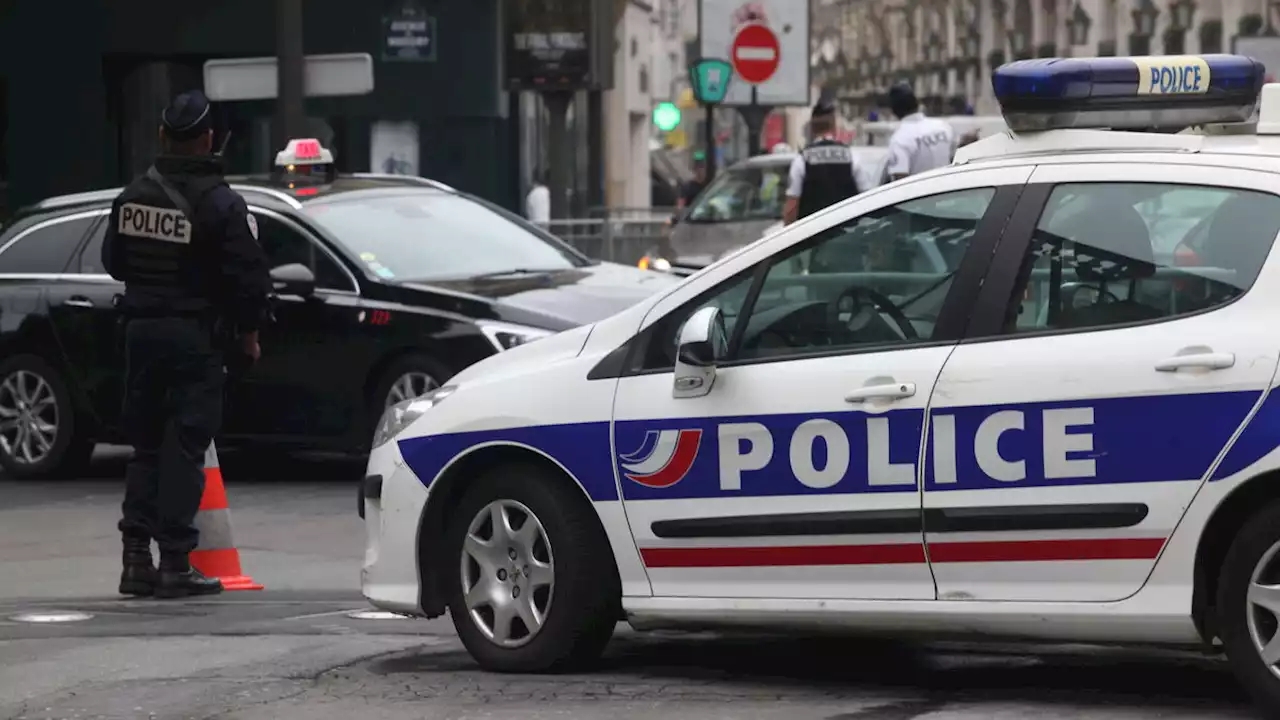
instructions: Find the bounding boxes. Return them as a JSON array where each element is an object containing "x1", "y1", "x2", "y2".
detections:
[
  {"x1": 812, "y1": 0, "x2": 1276, "y2": 124},
  {"x1": 0, "y1": 0, "x2": 519, "y2": 217}
]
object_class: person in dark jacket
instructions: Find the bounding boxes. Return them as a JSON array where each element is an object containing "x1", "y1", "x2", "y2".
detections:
[
  {"x1": 102, "y1": 90, "x2": 272, "y2": 599},
  {"x1": 783, "y1": 100, "x2": 861, "y2": 225}
]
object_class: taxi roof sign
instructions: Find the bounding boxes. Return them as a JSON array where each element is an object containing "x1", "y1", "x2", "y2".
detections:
[
  {"x1": 992, "y1": 54, "x2": 1266, "y2": 132},
  {"x1": 275, "y1": 138, "x2": 334, "y2": 167}
]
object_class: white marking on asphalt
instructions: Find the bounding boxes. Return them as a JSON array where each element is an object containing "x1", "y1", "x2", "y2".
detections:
[
  {"x1": 348, "y1": 610, "x2": 413, "y2": 620},
  {"x1": 9, "y1": 611, "x2": 94, "y2": 623},
  {"x1": 282, "y1": 607, "x2": 371, "y2": 621}
]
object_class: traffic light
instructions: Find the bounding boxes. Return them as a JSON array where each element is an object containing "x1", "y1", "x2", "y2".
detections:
[{"x1": 653, "y1": 102, "x2": 682, "y2": 132}]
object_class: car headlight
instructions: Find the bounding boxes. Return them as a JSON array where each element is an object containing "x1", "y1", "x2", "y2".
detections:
[
  {"x1": 638, "y1": 255, "x2": 673, "y2": 272},
  {"x1": 476, "y1": 320, "x2": 554, "y2": 352},
  {"x1": 371, "y1": 385, "x2": 456, "y2": 449}
]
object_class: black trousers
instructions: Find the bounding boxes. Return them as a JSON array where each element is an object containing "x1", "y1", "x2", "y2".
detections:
[{"x1": 117, "y1": 316, "x2": 224, "y2": 555}]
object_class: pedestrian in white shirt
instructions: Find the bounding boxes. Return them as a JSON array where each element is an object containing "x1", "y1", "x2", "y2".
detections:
[
  {"x1": 525, "y1": 170, "x2": 550, "y2": 225},
  {"x1": 885, "y1": 83, "x2": 956, "y2": 182}
]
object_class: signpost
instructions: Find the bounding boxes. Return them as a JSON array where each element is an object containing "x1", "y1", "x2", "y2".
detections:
[
  {"x1": 730, "y1": 23, "x2": 778, "y2": 158},
  {"x1": 698, "y1": 0, "x2": 809, "y2": 159},
  {"x1": 731, "y1": 24, "x2": 780, "y2": 85},
  {"x1": 688, "y1": 58, "x2": 734, "y2": 181},
  {"x1": 382, "y1": 0, "x2": 437, "y2": 62}
]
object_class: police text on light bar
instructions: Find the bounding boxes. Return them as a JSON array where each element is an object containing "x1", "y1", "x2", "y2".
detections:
[{"x1": 991, "y1": 54, "x2": 1266, "y2": 133}]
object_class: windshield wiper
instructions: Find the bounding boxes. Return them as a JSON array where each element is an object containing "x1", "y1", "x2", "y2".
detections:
[{"x1": 464, "y1": 268, "x2": 566, "y2": 280}]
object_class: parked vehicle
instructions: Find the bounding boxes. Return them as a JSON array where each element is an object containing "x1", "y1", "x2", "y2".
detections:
[{"x1": 0, "y1": 167, "x2": 680, "y2": 478}]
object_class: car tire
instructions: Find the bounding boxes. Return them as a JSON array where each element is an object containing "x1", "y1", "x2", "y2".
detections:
[
  {"x1": 363, "y1": 352, "x2": 449, "y2": 448},
  {"x1": 444, "y1": 462, "x2": 620, "y2": 672},
  {"x1": 1217, "y1": 499, "x2": 1280, "y2": 716},
  {"x1": 0, "y1": 353, "x2": 94, "y2": 479}
]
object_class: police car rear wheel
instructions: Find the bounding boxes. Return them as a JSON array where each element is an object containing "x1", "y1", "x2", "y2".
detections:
[
  {"x1": 1216, "y1": 500, "x2": 1280, "y2": 715},
  {"x1": 0, "y1": 354, "x2": 91, "y2": 479},
  {"x1": 444, "y1": 462, "x2": 619, "y2": 672}
]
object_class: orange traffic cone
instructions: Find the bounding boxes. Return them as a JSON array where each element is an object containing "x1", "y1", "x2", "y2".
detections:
[{"x1": 189, "y1": 442, "x2": 264, "y2": 591}]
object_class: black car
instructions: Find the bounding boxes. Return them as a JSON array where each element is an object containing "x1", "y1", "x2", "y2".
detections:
[{"x1": 0, "y1": 173, "x2": 680, "y2": 478}]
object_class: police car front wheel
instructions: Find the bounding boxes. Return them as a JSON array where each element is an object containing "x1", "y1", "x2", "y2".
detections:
[
  {"x1": 1216, "y1": 500, "x2": 1280, "y2": 715},
  {"x1": 444, "y1": 461, "x2": 620, "y2": 672}
]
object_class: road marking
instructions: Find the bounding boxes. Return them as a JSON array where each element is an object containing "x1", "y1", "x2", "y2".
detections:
[{"x1": 283, "y1": 608, "x2": 372, "y2": 621}]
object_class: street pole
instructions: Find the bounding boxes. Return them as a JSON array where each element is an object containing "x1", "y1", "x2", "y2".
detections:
[
  {"x1": 544, "y1": 91, "x2": 573, "y2": 220},
  {"x1": 704, "y1": 104, "x2": 717, "y2": 182},
  {"x1": 275, "y1": 0, "x2": 306, "y2": 149},
  {"x1": 587, "y1": 89, "x2": 605, "y2": 211},
  {"x1": 739, "y1": 86, "x2": 771, "y2": 158}
]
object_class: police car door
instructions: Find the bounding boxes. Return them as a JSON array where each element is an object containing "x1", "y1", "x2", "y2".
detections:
[
  {"x1": 923, "y1": 162, "x2": 1280, "y2": 602},
  {"x1": 610, "y1": 166, "x2": 1031, "y2": 600}
]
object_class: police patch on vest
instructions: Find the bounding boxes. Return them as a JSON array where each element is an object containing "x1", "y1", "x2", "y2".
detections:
[
  {"x1": 802, "y1": 145, "x2": 853, "y2": 165},
  {"x1": 118, "y1": 203, "x2": 192, "y2": 244},
  {"x1": 246, "y1": 212, "x2": 259, "y2": 241}
]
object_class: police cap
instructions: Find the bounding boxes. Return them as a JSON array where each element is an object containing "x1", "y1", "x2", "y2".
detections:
[
  {"x1": 812, "y1": 96, "x2": 837, "y2": 118},
  {"x1": 161, "y1": 90, "x2": 213, "y2": 141}
]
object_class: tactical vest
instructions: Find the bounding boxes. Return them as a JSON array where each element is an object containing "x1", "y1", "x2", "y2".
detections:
[
  {"x1": 797, "y1": 138, "x2": 860, "y2": 220},
  {"x1": 115, "y1": 167, "x2": 223, "y2": 315}
]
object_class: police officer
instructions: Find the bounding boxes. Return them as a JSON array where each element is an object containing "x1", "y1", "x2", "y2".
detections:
[
  {"x1": 783, "y1": 99, "x2": 861, "y2": 225},
  {"x1": 103, "y1": 90, "x2": 272, "y2": 599},
  {"x1": 885, "y1": 82, "x2": 957, "y2": 182}
]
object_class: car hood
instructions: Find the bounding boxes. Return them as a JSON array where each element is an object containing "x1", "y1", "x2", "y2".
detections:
[{"x1": 405, "y1": 262, "x2": 681, "y2": 328}]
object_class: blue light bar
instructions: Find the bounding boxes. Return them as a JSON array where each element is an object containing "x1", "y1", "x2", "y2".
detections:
[{"x1": 992, "y1": 54, "x2": 1266, "y2": 132}]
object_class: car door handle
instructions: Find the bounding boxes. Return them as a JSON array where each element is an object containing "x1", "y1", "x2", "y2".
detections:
[
  {"x1": 62, "y1": 297, "x2": 95, "y2": 309},
  {"x1": 1155, "y1": 352, "x2": 1235, "y2": 372},
  {"x1": 845, "y1": 382, "x2": 917, "y2": 403}
]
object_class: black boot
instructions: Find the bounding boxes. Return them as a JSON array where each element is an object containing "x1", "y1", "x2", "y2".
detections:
[
  {"x1": 155, "y1": 552, "x2": 223, "y2": 599},
  {"x1": 119, "y1": 536, "x2": 156, "y2": 597}
]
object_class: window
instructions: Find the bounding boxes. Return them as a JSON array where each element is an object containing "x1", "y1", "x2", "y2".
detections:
[
  {"x1": 254, "y1": 213, "x2": 354, "y2": 292},
  {"x1": 636, "y1": 187, "x2": 996, "y2": 370},
  {"x1": 76, "y1": 218, "x2": 109, "y2": 274},
  {"x1": 0, "y1": 215, "x2": 96, "y2": 274},
  {"x1": 301, "y1": 190, "x2": 587, "y2": 282},
  {"x1": 684, "y1": 162, "x2": 791, "y2": 223},
  {"x1": 1003, "y1": 182, "x2": 1280, "y2": 335}
]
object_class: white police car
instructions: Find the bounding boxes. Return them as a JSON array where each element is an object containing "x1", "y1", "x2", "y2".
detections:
[{"x1": 362, "y1": 54, "x2": 1280, "y2": 713}]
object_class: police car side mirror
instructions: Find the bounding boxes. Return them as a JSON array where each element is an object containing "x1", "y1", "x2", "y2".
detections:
[
  {"x1": 270, "y1": 263, "x2": 316, "y2": 298},
  {"x1": 673, "y1": 306, "x2": 727, "y2": 399}
]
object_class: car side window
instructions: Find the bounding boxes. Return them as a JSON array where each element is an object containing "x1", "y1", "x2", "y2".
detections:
[
  {"x1": 76, "y1": 217, "x2": 109, "y2": 274},
  {"x1": 1001, "y1": 182, "x2": 1280, "y2": 335},
  {"x1": 254, "y1": 213, "x2": 354, "y2": 292},
  {"x1": 736, "y1": 187, "x2": 995, "y2": 361},
  {"x1": 0, "y1": 215, "x2": 96, "y2": 274},
  {"x1": 635, "y1": 186, "x2": 996, "y2": 370}
]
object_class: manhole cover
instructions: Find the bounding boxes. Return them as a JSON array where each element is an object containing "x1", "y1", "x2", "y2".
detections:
[
  {"x1": 9, "y1": 611, "x2": 94, "y2": 624},
  {"x1": 347, "y1": 610, "x2": 412, "y2": 620}
]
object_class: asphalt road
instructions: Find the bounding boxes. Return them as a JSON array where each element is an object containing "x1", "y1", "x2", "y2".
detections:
[{"x1": 0, "y1": 447, "x2": 1264, "y2": 719}]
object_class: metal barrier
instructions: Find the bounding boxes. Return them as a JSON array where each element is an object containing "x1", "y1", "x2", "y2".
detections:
[{"x1": 543, "y1": 206, "x2": 678, "y2": 265}]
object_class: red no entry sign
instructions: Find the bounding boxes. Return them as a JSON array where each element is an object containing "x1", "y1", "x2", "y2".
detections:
[{"x1": 731, "y1": 23, "x2": 780, "y2": 85}]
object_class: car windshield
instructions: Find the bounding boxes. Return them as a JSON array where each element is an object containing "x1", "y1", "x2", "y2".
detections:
[
  {"x1": 684, "y1": 163, "x2": 791, "y2": 223},
  {"x1": 302, "y1": 190, "x2": 588, "y2": 281},
  {"x1": 684, "y1": 151, "x2": 889, "y2": 225}
]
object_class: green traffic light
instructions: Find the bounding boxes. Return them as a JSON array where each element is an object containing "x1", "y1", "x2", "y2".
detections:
[{"x1": 653, "y1": 102, "x2": 682, "y2": 132}]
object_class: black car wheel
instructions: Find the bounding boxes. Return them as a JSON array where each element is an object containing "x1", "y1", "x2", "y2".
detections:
[
  {"x1": 0, "y1": 354, "x2": 93, "y2": 479},
  {"x1": 444, "y1": 462, "x2": 619, "y2": 672},
  {"x1": 357, "y1": 352, "x2": 450, "y2": 453},
  {"x1": 1218, "y1": 500, "x2": 1280, "y2": 716}
]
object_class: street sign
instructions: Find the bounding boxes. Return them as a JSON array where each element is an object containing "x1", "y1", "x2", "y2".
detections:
[
  {"x1": 653, "y1": 102, "x2": 682, "y2": 131},
  {"x1": 731, "y1": 23, "x2": 780, "y2": 85},
  {"x1": 383, "y1": 0, "x2": 437, "y2": 62},
  {"x1": 689, "y1": 58, "x2": 733, "y2": 104},
  {"x1": 203, "y1": 53, "x2": 375, "y2": 101}
]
